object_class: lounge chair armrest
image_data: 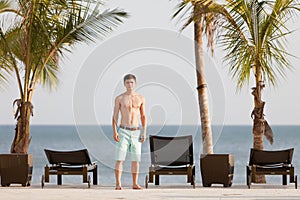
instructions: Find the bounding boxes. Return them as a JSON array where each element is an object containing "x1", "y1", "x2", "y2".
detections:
[
  {"x1": 251, "y1": 164, "x2": 266, "y2": 168},
  {"x1": 283, "y1": 163, "x2": 291, "y2": 167},
  {"x1": 189, "y1": 163, "x2": 195, "y2": 168}
]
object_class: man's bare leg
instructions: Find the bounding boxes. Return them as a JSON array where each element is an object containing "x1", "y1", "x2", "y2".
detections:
[
  {"x1": 115, "y1": 160, "x2": 123, "y2": 190},
  {"x1": 132, "y1": 161, "x2": 143, "y2": 189}
]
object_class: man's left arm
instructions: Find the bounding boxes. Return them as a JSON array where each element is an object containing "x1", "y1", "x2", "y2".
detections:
[{"x1": 140, "y1": 96, "x2": 147, "y2": 143}]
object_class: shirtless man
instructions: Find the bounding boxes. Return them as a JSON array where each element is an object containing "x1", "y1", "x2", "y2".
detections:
[{"x1": 112, "y1": 74, "x2": 147, "y2": 190}]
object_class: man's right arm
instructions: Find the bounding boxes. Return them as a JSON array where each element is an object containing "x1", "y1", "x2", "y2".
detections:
[{"x1": 112, "y1": 96, "x2": 121, "y2": 142}]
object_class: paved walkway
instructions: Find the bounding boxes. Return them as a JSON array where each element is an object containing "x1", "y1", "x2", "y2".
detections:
[{"x1": 0, "y1": 184, "x2": 299, "y2": 200}]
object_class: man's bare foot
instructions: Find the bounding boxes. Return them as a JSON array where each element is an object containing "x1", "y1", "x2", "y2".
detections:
[
  {"x1": 132, "y1": 185, "x2": 143, "y2": 190},
  {"x1": 115, "y1": 185, "x2": 123, "y2": 190}
]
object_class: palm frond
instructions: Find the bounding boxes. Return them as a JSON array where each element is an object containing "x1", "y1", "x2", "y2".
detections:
[
  {"x1": 69, "y1": 8, "x2": 127, "y2": 44},
  {"x1": 172, "y1": 1, "x2": 194, "y2": 31},
  {"x1": 39, "y1": 55, "x2": 60, "y2": 90},
  {"x1": 0, "y1": 0, "x2": 128, "y2": 94},
  {"x1": 0, "y1": 0, "x2": 10, "y2": 12},
  {"x1": 0, "y1": 0, "x2": 17, "y2": 14},
  {"x1": 0, "y1": 45, "x2": 11, "y2": 90},
  {"x1": 30, "y1": 1, "x2": 128, "y2": 90},
  {"x1": 219, "y1": 0, "x2": 299, "y2": 89}
]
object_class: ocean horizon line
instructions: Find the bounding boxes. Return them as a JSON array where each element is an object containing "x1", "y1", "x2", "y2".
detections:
[{"x1": 1, "y1": 124, "x2": 300, "y2": 127}]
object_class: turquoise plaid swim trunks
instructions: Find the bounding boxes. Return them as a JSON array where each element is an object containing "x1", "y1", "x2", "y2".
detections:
[{"x1": 115, "y1": 127, "x2": 142, "y2": 162}]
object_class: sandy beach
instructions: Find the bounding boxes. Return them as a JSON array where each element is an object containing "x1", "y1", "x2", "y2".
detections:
[{"x1": 0, "y1": 184, "x2": 299, "y2": 200}]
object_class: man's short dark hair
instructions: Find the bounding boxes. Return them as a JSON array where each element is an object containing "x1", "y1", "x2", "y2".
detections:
[{"x1": 123, "y1": 74, "x2": 136, "y2": 83}]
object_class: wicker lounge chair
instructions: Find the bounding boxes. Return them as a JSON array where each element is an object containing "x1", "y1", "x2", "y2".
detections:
[
  {"x1": 42, "y1": 149, "x2": 97, "y2": 188},
  {"x1": 247, "y1": 148, "x2": 297, "y2": 189},
  {"x1": 145, "y1": 135, "x2": 195, "y2": 188}
]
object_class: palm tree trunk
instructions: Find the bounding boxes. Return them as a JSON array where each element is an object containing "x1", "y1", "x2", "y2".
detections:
[
  {"x1": 11, "y1": 101, "x2": 33, "y2": 153},
  {"x1": 194, "y1": 20, "x2": 214, "y2": 155},
  {"x1": 251, "y1": 65, "x2": 266, "y2": 183}
]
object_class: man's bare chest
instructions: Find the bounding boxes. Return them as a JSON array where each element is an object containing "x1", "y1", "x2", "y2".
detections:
[{"x1": 121, "y1": 97, "x2": 142, "y2": 109}]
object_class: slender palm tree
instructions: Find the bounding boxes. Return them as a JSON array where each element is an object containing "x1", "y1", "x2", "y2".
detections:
[
  {"x1": 0, "y1": 0, "x2": 127, "y2": 153},
  {"x1": 218, "y1": 0, "x2": 299, "y2": 182},
  {"x1": 173, "y1": 0, "x2": 226, "y2": 154}
]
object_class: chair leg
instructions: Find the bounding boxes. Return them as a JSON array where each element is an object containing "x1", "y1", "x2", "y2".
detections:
[
  {"x1": 192, "y1": 175, "x2": 195, "y2": 188},
  {"x1": 290, "y1": 167, "x2": 295, "y2": 183},
  {"x1": 155, "y1": 175, "x2": 159, "y2": 185},
  {"x1": 93, "y1": 166, "x2": 98, "y2": 185},
  {"x1": 83, "y1": 166, "x2": 88, "y2": 183},
  {"x1": 283, "y1": 175, "x2": 287, "y2": 185},
  {"x1": 192, "y1": 167, "x2": 196, "y2": 186},
  {"x1": 246, "y1": 167, "x2": 249, "y2": 186},
  {"x1": 45, "y1": 165, "x2": 50, "y2": 183},
  {"x1": 149, "y1": 172, "x2": 154, "y2": 183},
  {"x1": 186, "y1": 174, "x2": 189, "y2": 183},
  {"x1": 57, "y1": 174, "x2": 62, "y2": 185},
  {"x1": 145, "y1": 175, "x2": 149, "y2": 189},
  {"x1": 247, "y1": 174, "x2": 251, "y2": 189},
  {"x1": 246, "y1": 166, "x2": 251, "y2": 189},
  {"x1": 149, "y1": 167, "x2": 154, "y2": 183},
  {"x1": 187, "y1": 174, "x2": 191, "y2": 183},
  {"x1": 187, "y1": 166, "x2": 192, "y2": 183}
]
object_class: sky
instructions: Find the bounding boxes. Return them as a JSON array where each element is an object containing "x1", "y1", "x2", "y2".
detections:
[{"x1": 1, "y1": 0, "x2": 300, "y2": 126}]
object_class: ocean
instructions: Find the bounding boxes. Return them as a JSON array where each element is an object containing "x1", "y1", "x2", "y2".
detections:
[{"x1": 0, "y1": 125, "x2": 299, "y2": 187}]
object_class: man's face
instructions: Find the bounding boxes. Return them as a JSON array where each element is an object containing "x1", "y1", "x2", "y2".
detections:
[{"x1": 124, "y1": 78, "x2": 136, "y2": 91}]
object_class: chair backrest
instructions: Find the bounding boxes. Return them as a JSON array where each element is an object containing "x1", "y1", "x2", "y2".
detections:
[
  {"x1": 249, "y1": 148, "x2": 294, "y2": 166},
  {"x1": 44, "y1": 149, "x2": 92, "y2": 165},
  {"x1": 150, "y1": 135, "x2": 193, "y2": 166}
]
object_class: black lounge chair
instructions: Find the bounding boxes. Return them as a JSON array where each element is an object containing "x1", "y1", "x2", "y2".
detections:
[
  {"x1": 247, "y1": 148, "x2": 297, "y2": 189},
  {"x1": 145, "y1": 135, "x2": 195, "y2": 188},
  {"x1": 42, "y1": 149, "x2": 97, "y2": 188}
]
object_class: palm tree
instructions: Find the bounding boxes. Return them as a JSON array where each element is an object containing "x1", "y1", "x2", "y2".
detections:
[
  {"x1": 218, "y1": 0, "x2": 299, "y2": 182},
  {"x1": 173, "y1": 0, "x2": 226, "y2": 154},
  {"x1": 0, "y1": 0, "x2": 127, "y2": 153}
]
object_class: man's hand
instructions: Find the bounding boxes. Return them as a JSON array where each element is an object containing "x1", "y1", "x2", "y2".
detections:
[
  {"x1": 140, "y1": 133, "x2": 146, "y2": 143},
  {"x1": 114, "y1": 133, "x2": 120, "y2": 142}
]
